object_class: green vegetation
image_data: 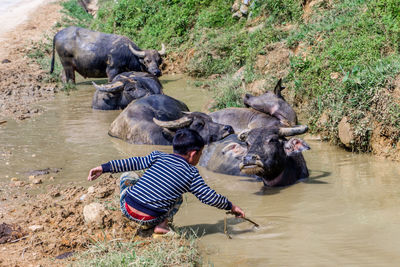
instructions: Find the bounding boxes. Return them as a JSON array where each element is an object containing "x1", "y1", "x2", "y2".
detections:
[{"x1": 76, "y1": 232, "x2": 201, "y2": 266}]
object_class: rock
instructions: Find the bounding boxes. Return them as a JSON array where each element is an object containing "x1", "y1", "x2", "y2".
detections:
[
  {"x1": 32, "y1": 178, "x2": 42, "y2": 184},
  {"x1": 29, "y1": 225, "x2": 44, "y2": 232},
  {"x1": 87, "y1": 186, "x2": 95, "y2": 194},
  {"x1": 233, "y1": 66, "x2": 245, "y2": 80},
  {"x1": 14, "y1": 181, "x2": 25, "y2": 187},
  {"x1": 239, "y1": 4, "x2": 249, "y2": 15},
  {"x1": 231, "y1": 0, "x2": 240, "y2": 11},
  {"x1": 28, "y1": 175, "x2": 36, "y2": 180},
  {"x1": 1, "y1": 59, "x2": 11, "y2": 64},
  {"x1": 79, "y1": 194, "x2": 87, "y2": 201},
  {"x1": 11, "y1": 177, "x2": 18, "y2": 182},
  {"x1": 83, "y1": 202, "x2": 105, "y2": 226},
  {"x1": 338, "y1": 117, "x2": 354, "y2": 148},
  {"x1": 330, "y1": 72, "x2": 340, "y2": 80}
]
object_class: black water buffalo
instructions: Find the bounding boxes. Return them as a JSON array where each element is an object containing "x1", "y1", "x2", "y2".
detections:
[
  {"x1": 50, "y1": 26, "x2": 165, "y2": 83},
  {"x1": 108, "y1": 94, "x2": 234, "y2": 145},
  {"x1": 243, "y1": 79, "x2": 298, "y2": 126},
  {"x1": 92, "y1": 71, "x2": 163, "y2": 110},
  {"x1": 199, "y1": 126, "x2": 310, "y2": 187}
]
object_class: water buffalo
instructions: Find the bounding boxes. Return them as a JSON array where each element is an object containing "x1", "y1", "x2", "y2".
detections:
[
  {"x1": 108, "y1": 94, "x2": 234, "y2": 145},
  {"x1": 50, "y1": 26, "x2": 165, "y2": 83},
  {"x1": 209, "y1": 107, "x2": 284, "y2": 134},
  {"x1": 243, "y1": 79, "x2": 298, "y2": 126},
  {"x1": 92, "y1": 71, "x2": 163, "y2": 110},
  {"x1": 199, "y1": 126, "x2": 310, "y2": 187}
]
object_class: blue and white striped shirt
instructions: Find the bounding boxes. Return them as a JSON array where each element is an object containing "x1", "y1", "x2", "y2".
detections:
[{"x1": 102, "y1": 151, "x2": 232, "y2": 216}]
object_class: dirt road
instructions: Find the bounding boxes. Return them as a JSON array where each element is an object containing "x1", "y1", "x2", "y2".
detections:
[{"x1": 0, "y1": 0, "x2": 62, "y2": 120}]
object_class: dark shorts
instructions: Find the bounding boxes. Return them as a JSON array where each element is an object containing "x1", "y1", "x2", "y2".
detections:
[{"x1": 119, "y1": 172, "x2": 182, "y2": 227}]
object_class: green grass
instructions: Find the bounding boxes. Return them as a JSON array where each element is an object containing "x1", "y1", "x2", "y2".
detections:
[
  {"x1": 74, "y1": 230, "x2": 202, "y2": 266},
  {"x1": 286, "y1": 0, "x2": 400, "y2": 150}
]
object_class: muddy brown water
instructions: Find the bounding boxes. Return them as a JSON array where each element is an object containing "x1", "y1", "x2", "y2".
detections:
[{"x1": 1, "y1": 75, "x2": 400, "y2": 265}]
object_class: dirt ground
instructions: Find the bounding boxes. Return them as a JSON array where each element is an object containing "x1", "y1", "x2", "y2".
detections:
[
  {"x1": 0, "y1": 173, "x2": 150, "y2": 266},
  {"x1": 0, "y1": 1, "x2": 61, "y2": 121}
]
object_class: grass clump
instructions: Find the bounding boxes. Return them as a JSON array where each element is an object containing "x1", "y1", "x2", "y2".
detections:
[
  {"x1": 75, "y1": 231, "x2": 202, "y2": 266},
  {"x1": 287, "y1": 0, "x2": 400, "y2": 151}
]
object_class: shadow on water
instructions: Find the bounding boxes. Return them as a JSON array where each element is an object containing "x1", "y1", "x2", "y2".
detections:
[
  {"x1": 180, "y1": 217, "x2": 257, "y2": 238},
  {"x1": 303, "y1": 169, "x2": 331, "y2": 184},
  {"x1": 253, "y1": 169, "x2": 330, "y2": 196}
]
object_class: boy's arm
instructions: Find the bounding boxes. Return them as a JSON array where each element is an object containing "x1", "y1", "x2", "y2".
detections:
[
  {"x1": 189, "y1": 172, "x2": 245, "y2": 217},
  {"x1": 87, "y1": 151, "x2": 159, "y2": 181}
]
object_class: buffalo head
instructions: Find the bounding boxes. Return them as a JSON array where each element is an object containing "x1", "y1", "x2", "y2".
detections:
[
  {"x1": 237, "y1": 126, "x2": 310, "y2": 184},
  {"x1": 92, "y1": 71, "x2": 163, "y2": 110},
  {"x1": 153, "y1": 111, "x2": 234, "y2": 144},
  {"x1": 129, "y1": 44, "x2": 165, "y2": 77},
  {"x1": 243, "y1": 79, "x2": 298, "y2": 126}
]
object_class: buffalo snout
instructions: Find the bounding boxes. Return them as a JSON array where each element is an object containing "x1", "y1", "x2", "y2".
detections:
[{"x1": 242, "y1": 153, "x2": 261, "y2": 165}]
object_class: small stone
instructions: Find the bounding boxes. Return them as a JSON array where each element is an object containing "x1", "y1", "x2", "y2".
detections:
[
  {"x1": 338, "y1": 116, "x2": 354, "y2": 148},
  {"x1": 49, "y1": 176, "x2": 55, "y2": 181},
  {"x1": 32, "y1": 154, "x2": 36, "y2": 157},
  {"x1": 28, "y1": 175, "x2": 35, "y2": 180},
  {"x1": 330, "y1": 72, "x2": 340, "y2": 79},
  {"x1": 11, "y1": 177, "x2": 18, "y2": 181},
  {"x1": 32, "y1": 178, "x2": 42, "y2": 184},
  {"x1": 83, "y1": 202, "x2": 105, "y2": 226},
  {"x1": 29, "y1": 225, "x2": 44, "y2": 232},
  {"x1": 87, "y1": 186, "x2": 95, "y2": 194},
  {"x1": 80, "y1": 194, "x2": 87, "y2": 201},
  {"x1": 15, "y1": 181, "x2": 25, "y2": 187}
]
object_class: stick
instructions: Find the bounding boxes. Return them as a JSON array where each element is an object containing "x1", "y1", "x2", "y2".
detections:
[
  {"x1": 9, "y1": 235, "x2": 29, "y2": 243},
  {"x1": 224, "y1": 216, "x2": 232, "y2": 239},
  {"x1": 226, "y1": 211, "x2": 260, "y2": 227}
]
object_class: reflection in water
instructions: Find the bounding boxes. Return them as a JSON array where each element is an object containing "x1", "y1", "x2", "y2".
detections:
[{"x1": 1, "y1": 75, "x2": 400, "y2": 265}]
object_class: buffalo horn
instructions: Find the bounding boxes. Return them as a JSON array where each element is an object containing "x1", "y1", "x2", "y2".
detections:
[
  {"x1": 92, "y1": 81, "x2": 124, "y2": 93},
  {"x1": 158, "y1": 43, "x2": 166, "y2": 56},
  {"x1": 278, "y1": 125, "x2": 308, "y2": 137},
  {"x1": 153, "y1": 116, "x2": 193, "y2": 129},
  {"x1": 129, "y1": 44, "x2": 146, "y2": 58}
]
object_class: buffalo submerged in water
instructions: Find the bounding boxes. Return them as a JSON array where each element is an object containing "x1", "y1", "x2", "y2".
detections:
[
  {"x1": 91, "y1": 71, "x2": 163, "y2": 110},
  {"x1": 199, "y1": 81, "x2": 310, "y2": 187},
  {"x1": 108, "y1": 94, "x2": 234, "y2": 145},
  {"x1": 50, "y1": 26, "x2": 165, "y2": 83}
]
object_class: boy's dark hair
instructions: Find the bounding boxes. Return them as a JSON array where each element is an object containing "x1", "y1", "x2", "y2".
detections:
[{"x1": 173, "y1": 128, "x2": 205, "y2": 155}]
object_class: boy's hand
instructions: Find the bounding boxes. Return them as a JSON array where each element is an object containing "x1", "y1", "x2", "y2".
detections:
[
  {"x1": 231, "y1": 204, "x2": 245, "y2": 218},
  {"x1": 88, "y1": 166, "x2": 103, "y2": 181}
]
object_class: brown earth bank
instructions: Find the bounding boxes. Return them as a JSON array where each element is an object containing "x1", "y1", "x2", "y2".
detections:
[{"x1": 0, "y1": 174, "x2": 156, "y2": 266}]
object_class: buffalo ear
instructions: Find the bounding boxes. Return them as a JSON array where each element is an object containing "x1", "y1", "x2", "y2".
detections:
[
  {"x1": 238, "y1": 129, "x2": 250, "y2": 142},
  {"x1": 221, "y1": 142, "x2": 247, "y2": 158},
  {"x1": 284, "y1": 138, "x2": 310, "y2": 156}
]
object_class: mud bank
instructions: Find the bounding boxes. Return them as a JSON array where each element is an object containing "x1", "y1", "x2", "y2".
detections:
[{"x1": 0, "y1": 174, "x2": 151, "y2": 266}]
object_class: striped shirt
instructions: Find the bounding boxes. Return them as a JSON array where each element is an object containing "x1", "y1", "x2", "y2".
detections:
[{"x1": 101, "y1": 151, "x2": 232, "y2": 216}]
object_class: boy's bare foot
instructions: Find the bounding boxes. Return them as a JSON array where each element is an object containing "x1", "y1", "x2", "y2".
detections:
[{"x1": 154, "y1": 219, "x2": 170, "y2": 234}]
